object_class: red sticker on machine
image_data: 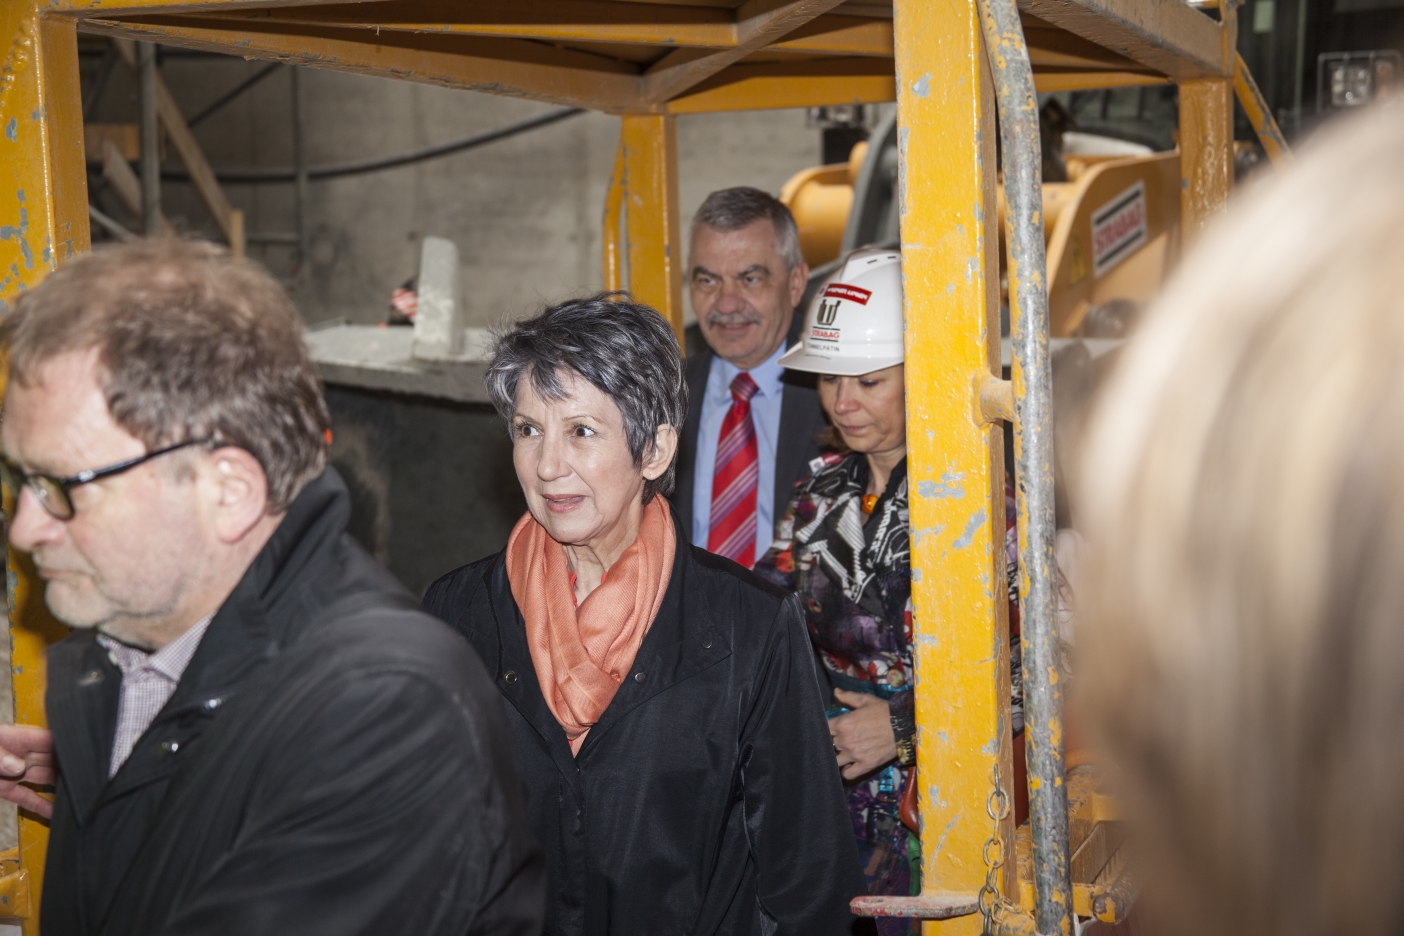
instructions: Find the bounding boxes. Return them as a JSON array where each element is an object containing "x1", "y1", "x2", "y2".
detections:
[
  {"x1": 1090, "y1": 180, "x2": 1147, "y2": 277},
  {"x1": 822, "y1": 283, "x2": 872, "y2": 305}
]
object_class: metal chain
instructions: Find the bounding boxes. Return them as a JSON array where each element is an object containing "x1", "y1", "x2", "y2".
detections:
[{"x1": 978, "y1": 762, "x2": 1012, "y2": 935}]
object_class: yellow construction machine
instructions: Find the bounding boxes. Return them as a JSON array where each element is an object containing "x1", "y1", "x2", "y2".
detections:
[{"x1": 782, "y1": 112, "x2": 1183, "y2": 339}]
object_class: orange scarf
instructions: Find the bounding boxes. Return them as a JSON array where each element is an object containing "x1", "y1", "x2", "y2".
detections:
[{"x1": 505, "y1": 497, "x2": 675, "y2": 754}]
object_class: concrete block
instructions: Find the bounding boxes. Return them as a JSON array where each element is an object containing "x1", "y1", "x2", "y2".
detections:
[{"x1": 413, "y1": 235, "x2": 463, "y2": 360}]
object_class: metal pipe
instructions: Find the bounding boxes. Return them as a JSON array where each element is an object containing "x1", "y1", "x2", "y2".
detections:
[
  {"x1": 88, "y1": 203, "x2": 135, "y2": 242},
  {"x1": 83, "y1": 45, "x2": 117, "y2": 121},
  {"x1": 163, "y1": 106, "x2": 585, "y2": 185},
  {"x1": 138, "y1": 42, "x2": 161, "y2": 237},
  {"x1": 291, "y1": 66, "x2": 310, "y2": 291},
  {"x1": 1233, "y1": 52, "x2": 1293, "y2": 165},
  {"x1": 974, "y1": 1, "x2": 1071, "y2": 935},
  {"x1": 188, "y1": 62, "x2": 282, "y2": 128}
]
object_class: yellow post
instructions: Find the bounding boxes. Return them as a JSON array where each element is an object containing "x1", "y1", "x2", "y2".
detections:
[
  {"x1": 0, "y1": 5, "x2": 88, "y2": 931},
  {"x1": 619, "y1": 114, "x2": 684, "y2": 344},
  {"x1": 601, "y1": 141, "x2": 625, "y2": 292},
  {"x1": 894, "y1": 0, "x2": 1013, "y2": 932},
  {"x1": 1178, "y1": 77, "x2": 1233, "y2": 244},
  {"x1": 1179, "y1": 13, "x2": 1237, "y2": 243}
]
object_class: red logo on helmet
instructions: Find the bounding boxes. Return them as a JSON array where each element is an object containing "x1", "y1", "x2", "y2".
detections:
[{"x1": 822, "y1": 283, "x2": 872, "y2": 305}]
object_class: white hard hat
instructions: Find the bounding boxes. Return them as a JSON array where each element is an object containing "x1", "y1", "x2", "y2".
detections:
[{"x1": 779, "y1": 248, "x2": 903, "y2": 377}]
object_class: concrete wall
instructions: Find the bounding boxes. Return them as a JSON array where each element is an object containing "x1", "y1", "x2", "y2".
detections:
[{"x1": 88, "y1": 52, "x2": 824, "y2": 330}]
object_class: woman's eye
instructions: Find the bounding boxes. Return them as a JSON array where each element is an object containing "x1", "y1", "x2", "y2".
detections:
[
  {"x1": 516, "y1": 424, "x2": 539, "y2": 438},
  {"x1": 572, "y1": 425, "x2": 595, "y2": 438},
  {"x1": 820, "y1": 375, "x2": 838, "y2": 385},
  {"x1": 859, "y1": 379, "x2": 879, "y2": 388}
]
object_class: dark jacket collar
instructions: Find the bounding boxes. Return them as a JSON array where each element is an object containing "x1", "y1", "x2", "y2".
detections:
[
  {"x1": 48, "y1": 468, "x2": 363, "y2": 821},
  {"x1": 484, "y1": 501, "x2": 732, "y2": 771}
]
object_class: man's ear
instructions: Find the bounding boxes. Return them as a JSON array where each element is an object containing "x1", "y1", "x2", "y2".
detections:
[
  {"x1": 788, "y1": 260, "x2": 811, "y2": 313},
  {"x1": 642, "y1": 425, "x2": 680, "y2": 482},
  {"x1": 207, "y1": 447, "x2": 270, "y2": 544}
]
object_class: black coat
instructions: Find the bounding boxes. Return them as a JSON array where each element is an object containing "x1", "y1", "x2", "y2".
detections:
[
  {"x1": 42, "y1": 469, "x2": 544, "y2": 936},
  {"x1": 672, "y1": 319, "x2": 829, "y2": 543},
  {"x1": 423, "y1": 510, "x2": 867, "y2": 936}
]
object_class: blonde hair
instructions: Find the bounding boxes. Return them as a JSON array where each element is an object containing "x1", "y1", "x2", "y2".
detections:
[{"x1": 1077, "y1": 99, "x2": 1404, "y2": 936}]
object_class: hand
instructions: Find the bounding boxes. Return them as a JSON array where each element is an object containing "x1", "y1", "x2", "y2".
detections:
[
  {"x1": 828, "y1": 689, "x2": 898, "y2": 781},
  {"x1": 0, "y1": 725, "x2": 55, "y2": 818}
]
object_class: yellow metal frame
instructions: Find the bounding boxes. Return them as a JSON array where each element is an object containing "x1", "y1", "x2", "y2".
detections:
[{"x1": 1, "y1": 0, "x2": 1252, "y2": 932}]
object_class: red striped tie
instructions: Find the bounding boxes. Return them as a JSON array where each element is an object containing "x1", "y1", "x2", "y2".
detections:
[{"x1": 708, "y1": 372, "x2": 760, "y2": 567}]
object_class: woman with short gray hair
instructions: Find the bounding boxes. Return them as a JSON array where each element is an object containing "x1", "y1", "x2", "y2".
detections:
[{"x1": 425, "y1": 293, "x2": 865, "y2": 936}]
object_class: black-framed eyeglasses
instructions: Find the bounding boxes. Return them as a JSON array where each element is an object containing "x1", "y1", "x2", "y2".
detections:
[{"x1": 0, "y1": 439, "x2": 214, "y2": 521}]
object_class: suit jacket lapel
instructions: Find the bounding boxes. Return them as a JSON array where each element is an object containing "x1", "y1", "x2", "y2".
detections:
[
  {"x1": 96, "y1": 588, "x2": 274, "y2": 807},
  {"x1": 485, "y1": 557, "x2": 581, "y2": 785},
  {"x1": 775, "y1": 375, "x2": 824, "y2": 519},
  {"x1": 674, "y1": 350, "x2": 712, "y2": 544},
  {"x1": 46, "y1": 635, "x2": 120, "y2": 826}
]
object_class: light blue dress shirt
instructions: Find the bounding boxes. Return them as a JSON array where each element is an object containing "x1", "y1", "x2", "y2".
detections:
[{"x1": 691, "y1": 342, "x2": 787, "y2": 563}]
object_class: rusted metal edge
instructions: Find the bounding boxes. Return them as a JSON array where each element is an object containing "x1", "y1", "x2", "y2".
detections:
[
  {"x1": 1017, "y1": 0, "x2": 1227, "y2": 81},
  {"x1": 850, "y1": 892, "x2": 981, "y2": 919}
]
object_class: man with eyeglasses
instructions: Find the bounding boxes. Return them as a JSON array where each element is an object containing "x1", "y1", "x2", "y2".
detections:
[{"x1": 0, "y1": 240, "x2": 543, "y2": 935}]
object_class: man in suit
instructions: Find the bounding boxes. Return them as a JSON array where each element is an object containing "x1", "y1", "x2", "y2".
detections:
[{"x1": 674, "y1": 187, "x2": 830, "y2": 568}]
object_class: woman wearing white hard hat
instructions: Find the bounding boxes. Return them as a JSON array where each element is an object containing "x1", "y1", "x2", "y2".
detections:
[{"x1": 756, "y1": 249, "x2": 1023, "y2": 922}]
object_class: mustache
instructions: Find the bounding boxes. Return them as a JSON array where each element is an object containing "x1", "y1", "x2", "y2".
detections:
[{"x1": 705, "y1": 309, "x2": 764, "y2": 329}]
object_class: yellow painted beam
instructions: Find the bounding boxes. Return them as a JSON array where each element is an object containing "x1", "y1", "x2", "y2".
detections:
[
  {"x1": 75, "y1": 14, "x2": 645, "y2": 112},
  {"x1": 619, "y1": 115, "x2": 683, "y2": 341},
  {"x1": 1033, "y1": 70, "x2": 1168, "y2": 92},
  {"x1": 0, "y1": 9, "x2": 87, "y2": 932},
  {"x1": 892, "y1": 0, "x2": 1013, "y2": 931},
  {"x1": 1018, "y1": 0, "x2": 1229, "y2": 80},
  {"x1": 136, "y1": 3, "x2": 897, "y2": 56},
  {"x1": 771, "y1": 16, "x2": 893, "y2": 56},
  {"x1": 46, "y1": 0, "x2": 375, "y2": 11},
  {"x1": 641, "y1": 0, "x2": 852, "y2": 103},
  {"x1": 1178, "y1": 77, "x2": 1233, "y2": 243},
  {"x1": 176, "y1": 0, "x2": 742, "y2": 49},
  {"x1": 666, "y1": 60, "x2": 895, "y2": 112},
  {"x1": 1232, "y1": 51, "x2": 1291, "y2": 166}
]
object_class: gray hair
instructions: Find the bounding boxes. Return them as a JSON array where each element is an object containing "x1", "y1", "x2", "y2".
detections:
[
  {"x1": 485, "y1": 293, "x2": 687, "y2": 504},
  {"x1": 691, "y1": 187, "x2": 804, "y2": 271}
]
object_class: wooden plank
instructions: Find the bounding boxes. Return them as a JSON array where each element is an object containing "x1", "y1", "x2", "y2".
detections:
[
  {"x1": 79, "y1": 15, "x2": 645, "y2": 112},
  {"x1": 665, "y1": 58, "x2": 894, "y2": 111},
  {"x1": 50, "y1": 0, "x2": 387, "y2": 12},
  {"x1": 1016, "y1": 0, "x2": 1229, "y2": 79},
  {"x1": 185, "y1": 0, "x2": 739, "y2": 48},
  {"x1": 772, "y1": 16, "x2": 891, "y2": 55},
  {"x1": 101, "y1": 139, "x2": 176, "y2": 236},
  {"x1": 641, "y1": 0, "x2": 852, "y2": 103},
  {"x1": 111, "y1": 37, "x2": 236, "y2": 241},
  {"x1": 666, "y1": 71, "x2": 893, "y2": 110},
  {"x1": 84, "y1": 122, "x2": 140, "y2": 163},
  {"x1": 1033, "y1": 69, "x2": 1168, "y2": 91}
]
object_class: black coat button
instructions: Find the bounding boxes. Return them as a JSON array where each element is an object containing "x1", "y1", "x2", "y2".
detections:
[
  {"x1": 702, "y1": 636, "x2": 713, "y2": 649},
  {"x1": 504, "y1": 670, "x2": 518, "y2": 684},
  {"x1": 634, "y1": 672, "x2": 646, "y2": 683},
  {"x1": 160, "y1": 740, "x2": 180, "y2": 754}
]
